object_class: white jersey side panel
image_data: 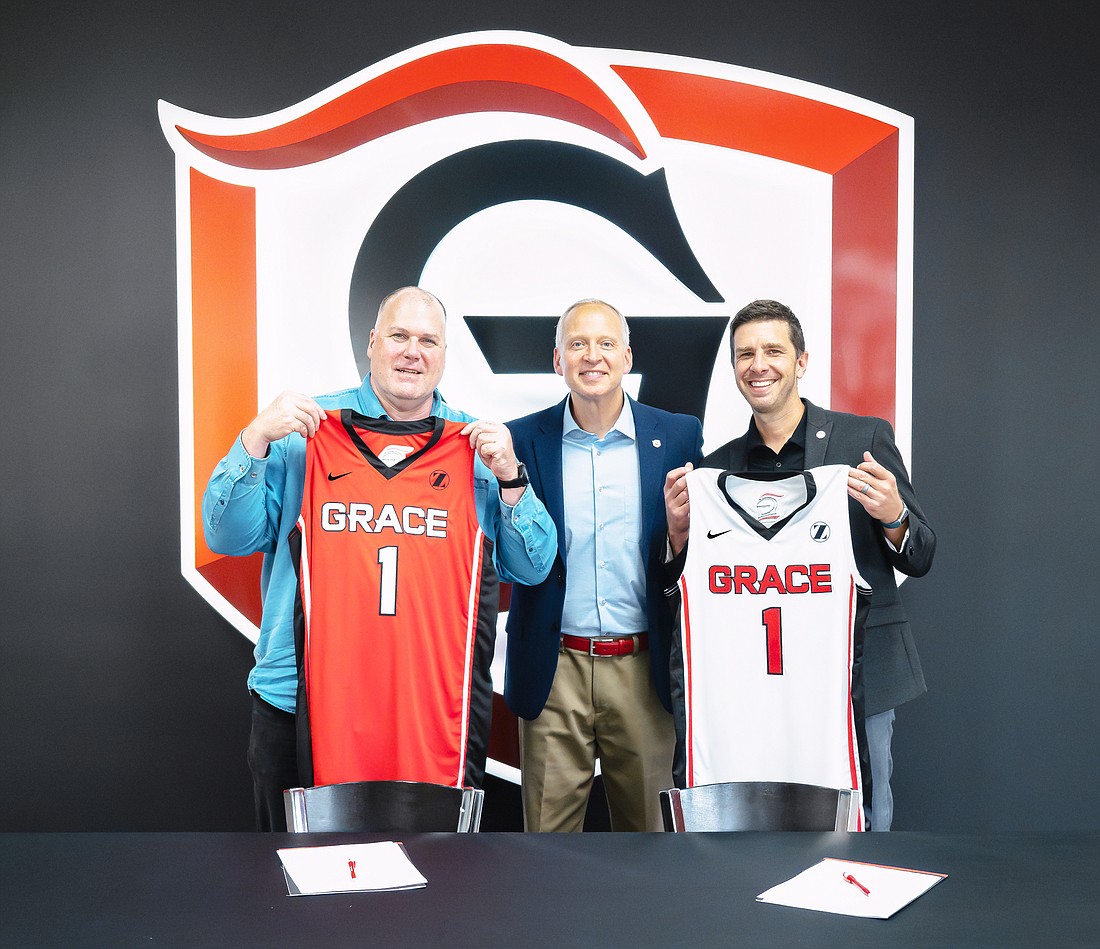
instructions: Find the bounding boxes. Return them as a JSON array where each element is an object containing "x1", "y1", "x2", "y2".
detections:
[{"x1": 677, "y1": 464, "x2": 868, "y2": 793}]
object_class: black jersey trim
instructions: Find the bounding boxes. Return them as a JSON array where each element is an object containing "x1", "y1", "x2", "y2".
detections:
[
  {"x1": 340, "y1": 410, "x2": 446, "y2": 480},
  {"x1": 715, "y1": 469, "x2": 819, "y2": 541}
]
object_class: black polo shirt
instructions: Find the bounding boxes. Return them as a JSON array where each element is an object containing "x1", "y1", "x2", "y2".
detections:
[{"x1": 744, "y1": 407, "x2": 808, "y2": 472}]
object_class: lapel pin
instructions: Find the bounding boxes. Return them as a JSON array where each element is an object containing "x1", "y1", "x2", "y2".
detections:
[
  {"x1": 652, "y1": 439, "x2": 661, "y2": 448},
  {"x1": 815, "y1": 430, "x2": 826, "y2": 439}
]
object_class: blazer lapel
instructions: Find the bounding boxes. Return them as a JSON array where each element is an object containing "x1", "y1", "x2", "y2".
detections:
[
  {"x1": 631, "y1": 398, "x2": 666, "y2": 551},
  {"x1": 533, "y1": 400, "x2": 568, "y2": 562},
  {"x1": 803, "y1": 399, "x2": 833, "y2": 468},
  {"x1": 719, "y1": 434, "x2": 749, "y2": 472}
]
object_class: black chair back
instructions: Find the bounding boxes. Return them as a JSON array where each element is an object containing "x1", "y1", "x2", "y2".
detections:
[
  {"x1": 284, "y1": 780, "x2": 484, "y2": 832},
  {"x1": 660, "y1": 781, "x2": 858, "y2": 832}
]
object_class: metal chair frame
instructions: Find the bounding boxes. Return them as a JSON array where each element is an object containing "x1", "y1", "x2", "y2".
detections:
[
  {"x1": 283, "y1": 780, "x2": 485, "y2": 833},
  {"x1": 660, "y1": 781, "x2": 861, "y2": 832}
]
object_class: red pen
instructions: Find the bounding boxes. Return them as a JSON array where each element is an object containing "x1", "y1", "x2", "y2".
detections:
[{"x1": 843, "y1": 872, "x2": 870, "y2": 895}]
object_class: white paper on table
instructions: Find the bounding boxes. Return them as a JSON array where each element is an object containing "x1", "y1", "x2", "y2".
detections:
[
  {"x1": 277, "y1": 840, "x2": 427, "y2": 896},
  {"x1": 756, "y1": 857, "x2": 946, "y2": 919}
]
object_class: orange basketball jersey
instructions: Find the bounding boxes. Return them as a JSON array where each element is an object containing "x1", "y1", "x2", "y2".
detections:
[{"x1": 291, "y1": 411, "x2": 497, "y2": 788}]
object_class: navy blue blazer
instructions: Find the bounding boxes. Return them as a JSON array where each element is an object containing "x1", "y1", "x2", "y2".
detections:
[
  {"x1": 702, "y1": 399, "x2": 935, "y2": 716},
  {"x1": 504, "y1": 396, "x2": 703, "y2": 719}
]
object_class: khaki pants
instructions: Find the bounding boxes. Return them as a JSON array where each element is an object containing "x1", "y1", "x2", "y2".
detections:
[{"x1": 519, "y1": 644, "x2": 675, "y2": 832}]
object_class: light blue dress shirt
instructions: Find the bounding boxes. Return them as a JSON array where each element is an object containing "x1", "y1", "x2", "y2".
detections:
[
  {"x1": 202, "y1": 373, "x2": 556, "y2": 712},
  {"x1": 560, "y1": 398, "x2": 647, "y2": 636}
]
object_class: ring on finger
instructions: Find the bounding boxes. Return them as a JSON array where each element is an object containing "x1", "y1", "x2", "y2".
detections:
[{"x1": 860, "y1": 482, "x2": 871, "y2": 495}]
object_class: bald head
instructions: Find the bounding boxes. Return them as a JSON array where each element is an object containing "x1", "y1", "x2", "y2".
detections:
[
  {"x1": 377, "y1": 286, "x2": 447, "y2": 324},
  {"x1": 555, "y1": 298, "x2": 630, "y2": 351}
]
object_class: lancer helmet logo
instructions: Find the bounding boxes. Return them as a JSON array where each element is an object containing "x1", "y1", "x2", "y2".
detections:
[
  {"x1": 161, "y1": 31, "x2": 913, "y2": 779},
  {"x1": 755, "y1": 493, "x2": 782, "y2": 524}
]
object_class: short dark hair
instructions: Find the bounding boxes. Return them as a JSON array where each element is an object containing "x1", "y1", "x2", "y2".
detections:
[{"x1": 729, "y1": 299, "x2": 805, "y2": 356}]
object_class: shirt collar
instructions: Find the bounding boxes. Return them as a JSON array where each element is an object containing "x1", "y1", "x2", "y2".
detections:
[
  {"x1": 745, "y1": 399, "x2": 808, "y2": 454},
  {"x1": 562, "y1": 394, "x2": 636, "y2": 442}
]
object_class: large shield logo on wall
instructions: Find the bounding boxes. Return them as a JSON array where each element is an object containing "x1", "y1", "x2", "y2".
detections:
[{"x1": 161, "y1": 31, "x2": 913, "y2": 781}]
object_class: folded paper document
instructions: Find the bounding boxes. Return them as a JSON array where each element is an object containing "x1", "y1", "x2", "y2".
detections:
[
  {"x1": 757, "y1": 857, "x2": 946, "y2": 919},
  {"x1": 277, "y1": 840, "x2": 427, "y2": 896}
]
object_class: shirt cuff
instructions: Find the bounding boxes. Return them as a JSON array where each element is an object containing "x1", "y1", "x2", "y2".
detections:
[
  {"x1": 885, "y1": 526, "x2": 911, "y2": 553},
  {"x1": 228, "y1": 431, "x2": 269, "y2": 479},
  {"x1": 499, "y1": 484, "x2": 532, "y2": 521}
]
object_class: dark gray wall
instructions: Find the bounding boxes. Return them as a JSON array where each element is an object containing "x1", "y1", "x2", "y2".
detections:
[{"x1": 3, "y1": 0, "x2": 1097, "y2": 831}]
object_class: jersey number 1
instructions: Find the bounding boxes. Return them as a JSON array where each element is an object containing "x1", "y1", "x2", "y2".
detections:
[
  {"x1": 762, "y1": 606, "x2": 783, "y2": 675},
  {"x1": 377, "y1": 546, "x2": 398, "y2": 616}
]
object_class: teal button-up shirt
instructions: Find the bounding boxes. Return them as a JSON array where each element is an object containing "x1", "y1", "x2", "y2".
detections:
[{"x1": 202, "y1": 374, "x2": 557, "y2": 711}]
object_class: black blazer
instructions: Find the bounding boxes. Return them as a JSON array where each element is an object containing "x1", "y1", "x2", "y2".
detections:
[
  {"x1": 702, "y1": 399, "x2": 935, "y2": 715},
  {"x1": 504, "y1": 396, "x2": 703, "y2": 719}
]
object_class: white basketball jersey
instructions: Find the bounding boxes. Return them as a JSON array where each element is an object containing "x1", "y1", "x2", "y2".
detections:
[{"x1": 675, "y1": 464, "x2": 870, "y2": 799}]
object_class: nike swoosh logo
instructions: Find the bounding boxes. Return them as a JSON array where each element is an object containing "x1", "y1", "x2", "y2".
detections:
[
  {"x1": 327, "y1": 472, "x2": 352, "y2": 481},
  {"x1": 706, "y1": 529, "x2": 732, "y2": 539}
]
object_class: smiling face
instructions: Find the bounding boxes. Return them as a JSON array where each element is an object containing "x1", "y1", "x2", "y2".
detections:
[
  {"x1": 731, "y1": 318, "x2": 809, "y2": 421},
  {"x1": 553, "y1": 301, "x2": 633, "y2": 409},
  {"x1": 367, "y1": 288, "x2": 447, "y2": 420}
]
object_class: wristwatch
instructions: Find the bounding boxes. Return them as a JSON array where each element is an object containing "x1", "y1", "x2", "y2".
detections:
[
  {"x1": 497, "y1": 462, "x2": 530, "y2": 489},
  {"x1": 881, "y1": 505, "x2": 909, "y2": 529}
]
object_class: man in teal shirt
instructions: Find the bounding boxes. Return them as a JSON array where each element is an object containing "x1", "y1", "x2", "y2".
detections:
[{"x1": 203, "y1": 287, "x2": 555, "y2": 830}]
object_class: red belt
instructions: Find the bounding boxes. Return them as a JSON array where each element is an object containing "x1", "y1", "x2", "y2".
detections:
[{"x1": 560, "y1": 633, "x2": 648, "y2": 657}]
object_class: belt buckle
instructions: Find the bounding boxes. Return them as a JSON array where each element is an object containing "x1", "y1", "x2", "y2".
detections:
[{"x1": 589, "y1": 636, "x2": 616, "y2": 657}]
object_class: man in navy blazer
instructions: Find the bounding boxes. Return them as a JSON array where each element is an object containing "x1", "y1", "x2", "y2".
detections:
[
  {"x1": 665, "y1": 299, "x2": 935, "y2": 830},
  {"x1": 505, "y1": 299, "x2": 703, "y2": 832}
]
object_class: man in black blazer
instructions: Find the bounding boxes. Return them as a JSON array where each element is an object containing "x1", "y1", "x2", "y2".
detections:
[
  {"x1": 665, "y1": 299, "x2": 935, "y2": 830},
  {"x1": 505, "y1": 300, "x2": 703, "y2": 831}
]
